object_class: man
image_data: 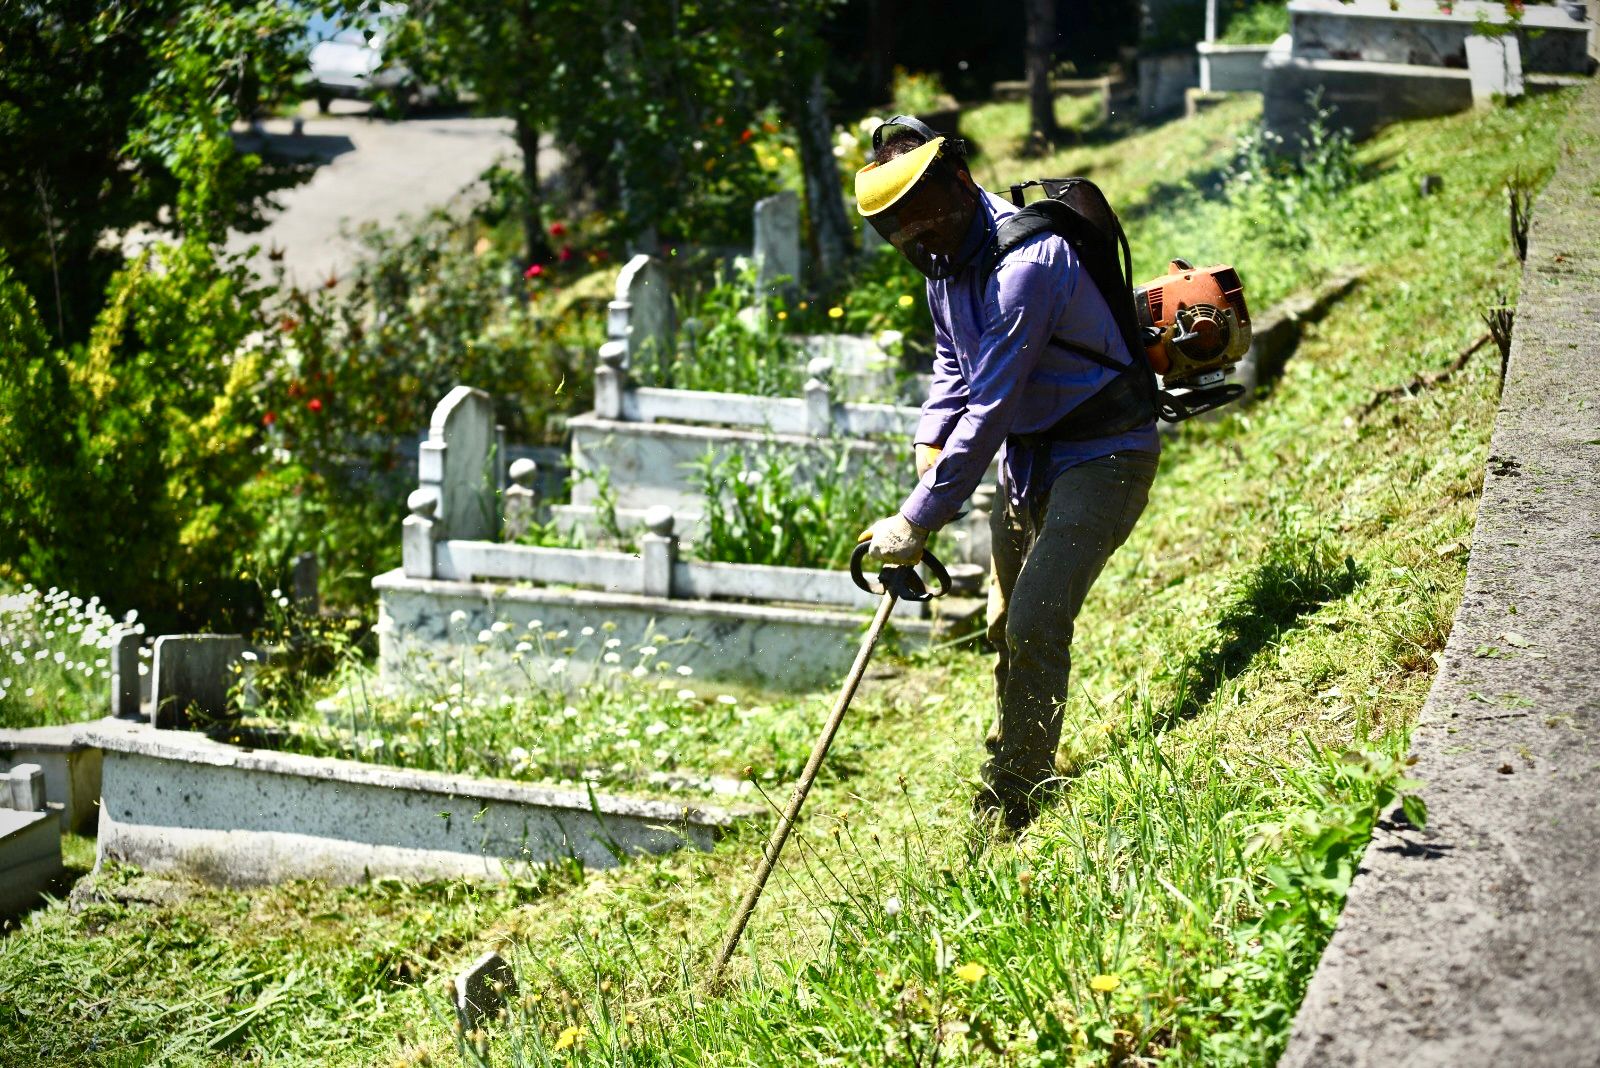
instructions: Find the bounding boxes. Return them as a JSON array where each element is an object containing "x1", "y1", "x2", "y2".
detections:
[{"x1": 855, "y1": 117, "x2": 1160, "y2": 832}]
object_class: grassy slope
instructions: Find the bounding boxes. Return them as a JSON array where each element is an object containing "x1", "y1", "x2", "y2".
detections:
[{"x1": 0, "y1": 91, "x2": 1576, "y2": 1066}]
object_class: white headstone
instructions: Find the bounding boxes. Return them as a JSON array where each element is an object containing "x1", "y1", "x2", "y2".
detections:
[
  {"x1": 1466, "y1": 33, "x2": 1525, "y2": 106},
  {"x1": 753, "y1": 190, "x2": 802, "y2": 294},
  {"x1": 428, "y1": 386, "x2": 498, "y2": 541},
  {"x1": 612, "y1": 254, "x2": 676, "y2": 369}
]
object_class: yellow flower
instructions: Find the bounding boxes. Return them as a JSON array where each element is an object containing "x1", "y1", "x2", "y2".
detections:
[
  {"x1": 1089, "y1": 973, "x2": 1121, "y2": 993},
  {"x1": 553, "y1": 1024, "x2": 584, "y2": 1051},
  {"x1": 827, "y1": 306, "x2": 844, "y2": 319},
  {"x1": 777, "y1": 311, "x2": 788, "y2": 320},
  {"x1": 953, "y1": 962, "x2": 987, "y2": 983},
  {"x1": 798, "y1": 301, "x2": 809, "y2": 310},
  {"x1": 898, "y1": 294, "x2": 915, "y2": 307}
]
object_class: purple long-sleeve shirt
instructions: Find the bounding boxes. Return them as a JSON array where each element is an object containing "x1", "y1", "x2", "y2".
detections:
[{"x1": 900, "y1": 186, "x2": 1160, "y2": 531}]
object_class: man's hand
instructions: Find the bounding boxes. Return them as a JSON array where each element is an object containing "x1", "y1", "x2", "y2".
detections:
[
  {"x1": 857, "y1": 513, "x2": 929, "y2": 568},
  {"x1": 915, "y1": 444, "x2": 942, "y2": 480}
]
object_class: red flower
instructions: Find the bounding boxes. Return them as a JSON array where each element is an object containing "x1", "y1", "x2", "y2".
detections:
[
  {"x1": 558, "y1": 246, "x2": 573, "y2": 263},
  {"x1": 307, "y1": 397, "x2": 323, "y2": 413},
  {"x1": 740, "y1": 128, "x2": 754, "y2": 143},
  {"x1": 279, "y1": 316, "x2": 297, "y2": 333},
  {"x1": 549, "y1": 222, "x2": 567, "y2": 237},
  {"x1": 262, "y1": 411, "x2": 277, "y2": 427},
  {"x1": 524, "y1": 263, "x2": 544, "y2": 279}
]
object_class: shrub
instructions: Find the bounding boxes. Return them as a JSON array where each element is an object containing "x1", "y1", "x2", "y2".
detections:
[
  {"x1": 0, "y1": 243, "x2": 276, "y2": 631},
  {"x1": 0, "y1": 583, "x2": 143, "y2": 729}
]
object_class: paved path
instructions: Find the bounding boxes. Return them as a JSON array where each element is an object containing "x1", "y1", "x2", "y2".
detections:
[
  {"x1": 1281, "y1": 79, "x2": 1600, "y2": 1066},
  {"x1": 224, "y1": 103, "x2": 550, "y2": 288}
]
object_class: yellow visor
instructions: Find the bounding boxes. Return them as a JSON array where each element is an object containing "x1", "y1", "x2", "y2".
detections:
[{"x1": 854, "y1": 136, "x2": 945, "y2": 217}]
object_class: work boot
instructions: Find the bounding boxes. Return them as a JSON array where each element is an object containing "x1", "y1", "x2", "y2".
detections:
[{"x1": 970, "y1": 786, "x2": 1035, "y2": 838}]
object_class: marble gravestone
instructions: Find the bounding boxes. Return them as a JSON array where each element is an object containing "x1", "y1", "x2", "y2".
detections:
[
  {"x1": 610, "y1": 254, "x2": 676, "y2": 370},
  {"x1": 753, "y1": 190, "x2": 801, "y2": 294},
  {"x1": 419, "y1": 386, "x2": 498, "y2": 542}
]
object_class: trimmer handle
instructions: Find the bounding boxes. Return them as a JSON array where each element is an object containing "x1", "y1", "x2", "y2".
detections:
[{"x1": 850, "y1": 541, "x2": 951, "y2": 602}]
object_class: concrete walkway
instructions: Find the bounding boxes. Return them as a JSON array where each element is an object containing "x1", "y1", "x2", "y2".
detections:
[
  {"x1": 223, "y1": 103, "x2": 545, "y2": 288},
  {"x1": 1281, "y1": 81, "x2": 1600, "y2": 1066}
]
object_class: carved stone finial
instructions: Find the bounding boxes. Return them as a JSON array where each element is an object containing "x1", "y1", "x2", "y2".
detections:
[
  {"x1": 598, "y1": 340, "x2": 628, "y2": 369},
  {"x1": 407, "y1": 487, "x2": 440, "y2": 518},
  {"x1": 806, "y1": 355, "x2": 835, "y2": 382},
  {"x1": 508, "y1": 458, "x2": 539, "y2": 489},
  {"x1": 643, "y1": 505, "x2": 676, "y2": 537}
]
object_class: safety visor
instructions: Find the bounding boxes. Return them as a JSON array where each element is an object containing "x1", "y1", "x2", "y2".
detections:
[{"x1": 856, "y1": 139, "x2": 972, "y2": 276}]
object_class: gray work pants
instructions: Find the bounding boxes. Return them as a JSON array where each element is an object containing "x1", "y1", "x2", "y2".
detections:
[{"x1": 982, "y1": 450, "x2": 1158, "y2": 801}]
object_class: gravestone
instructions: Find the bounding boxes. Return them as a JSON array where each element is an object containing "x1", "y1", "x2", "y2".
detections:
[
  {"x1": 418, "y1": 386, "x2": 498, "y2": 541},
  {"x1": 110, "y1": 627, "x2": 142, "y2": 719},
  {"x1": 753, "y1": 190, "x2": 801, "y2": 294},
  {"x1": 1465, "y1": 33, "x2": 1524, "y2": 105},
  {"x1": 150, "y1": 634, "x2": 247, "y2": 729},
  {"x1": 610, "y1": 254, "x2": 676, "y2": 370}
]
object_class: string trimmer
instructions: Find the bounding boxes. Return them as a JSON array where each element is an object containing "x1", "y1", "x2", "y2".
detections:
[{"x1": 709, "y1": 541, "x2": 951, "y2": 988}]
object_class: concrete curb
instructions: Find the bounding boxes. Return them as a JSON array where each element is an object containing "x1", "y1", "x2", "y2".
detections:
[
  {"x1": 81, "y1": 718, "x2": 762, "y2": 887},
  {"x1": 1280, "y1": 80, "x2": 1600, "y2": 1066}
]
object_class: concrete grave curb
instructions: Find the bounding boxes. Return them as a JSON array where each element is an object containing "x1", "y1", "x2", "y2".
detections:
[{"x1": 81, "y1": 718, "x2": 762, "y2": 887}]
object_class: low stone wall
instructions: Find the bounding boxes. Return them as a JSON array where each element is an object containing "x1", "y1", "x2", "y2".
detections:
[
  {"x1": 83, "y1": 718, "x2": 758, "y2": 887},
  {"x1": 1198, "y1": 41, "x2": 1272, "y2": 93},
  {"x1": 0, "y1": 725, "x2": 102, "y2": 833},
  {"x1": 1281, "y1": 78, "x2": 1600, "y2": 1067},
  {"x1": 375, "y1": 569, "x2": 955, "y2": 690}
]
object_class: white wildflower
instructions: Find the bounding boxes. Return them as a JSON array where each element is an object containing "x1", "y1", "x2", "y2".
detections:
[
  {"x1": 549, "y1": 658, "x2": 568, "y2": 675},
  {"x1": 676, "y1": 689, "x2": 697, "y2": 702},
  {"x1": 515, "y1": 641, "x2": 533, "y2": 654},
  {"x1": 603, "y1": 652, "x2": 621, "y2": 664},
  {"x1": 581, "y1": 626, "x2": 595, "y2": 637},
  {"x1": 884, "y1": 896, "x2": 903, "y2": 917},
  {"x1": 492, "y1": 620, "x2": 512, "y2": 633},
  {"x1": 676, "y1": 665, "x2": 693, "y2": 677},
  {"x1": 716, "y1": 695, "x2": 738, "y2": 706},
  {"x1": 241, "y1": 650, "x2": 258, "y2": 662},
  {"x1": 639, "y1": 645, "x2": 658, "y2": 658},
  {"x1": 604, "y1": 637, "x2": 622, "y2": 649},
  {"x1": 645, "y1": 721, "x2": 670, "y2": 737},
  {"x1": 449, "y1": 609, "x2": 468, "y2": 624},
  {"x1": 477, "y1": 629, "x2": 494, "y2": 644}
]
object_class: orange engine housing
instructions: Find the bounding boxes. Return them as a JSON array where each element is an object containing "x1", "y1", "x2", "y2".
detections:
[{"x1": 1134, "y1": 261, "x2": 1252, "y2": 388}]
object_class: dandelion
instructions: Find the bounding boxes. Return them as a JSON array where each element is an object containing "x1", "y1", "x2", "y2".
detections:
[
  {"x1": 1089, "y1": 973, "x2": 1121, "y2": 993},
  {"x1": 552, "y1": 1025, "x2": 583, "y2": 1051},
  {"x1": 898, "y1": 294, "x2": 915, "y2": 307},
  {"x1": 827, "y1": 306, "x2": 844, "y2": 319},
  {"x1": 954, "y1": 962, "x2": 987, "y2": 984}
]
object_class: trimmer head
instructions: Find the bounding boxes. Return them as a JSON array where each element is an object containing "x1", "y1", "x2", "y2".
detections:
[{"x1": 1135, "y1": 260, "x2": 1252, "y2": 391}]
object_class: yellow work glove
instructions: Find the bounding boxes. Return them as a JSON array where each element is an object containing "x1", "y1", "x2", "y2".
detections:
[
  {"x1": 915, "y1": 443, "x2": 942, "y2": 480},
  {"x1": 857, "y1": 513, "x2": 928, "y2": 568}
]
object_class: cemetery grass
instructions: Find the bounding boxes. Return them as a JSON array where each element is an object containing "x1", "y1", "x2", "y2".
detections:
[{"x1": 0, "y1": 90, "x2": 1576, "y2": 1066}]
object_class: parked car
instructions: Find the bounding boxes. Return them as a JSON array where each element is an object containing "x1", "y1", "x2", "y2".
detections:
[{"x1": 306, "y1": 6, "x2": 429, "y2": 113}]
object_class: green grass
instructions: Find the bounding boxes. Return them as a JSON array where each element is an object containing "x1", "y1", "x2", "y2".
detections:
[{"x1": 0, "y1": 90, "x2": 1578, "y2": 1066}]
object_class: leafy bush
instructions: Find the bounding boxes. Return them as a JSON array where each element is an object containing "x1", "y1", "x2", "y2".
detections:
[
  {"x1": 691, "y1": 438, "x2": 910, "y2": 569},
  {"x1": 1220, "y1": 2, "x2": 1289, "y2": 45},
  {"x1": 0, "y1": 243, "x2": 277, "y2": 631},
  {"x1": 1223, "y1": 92, "x2": 1361, "y2": 254},
  {"x1": 630, "y1": 263, "x2": 803, "y2": 396}
]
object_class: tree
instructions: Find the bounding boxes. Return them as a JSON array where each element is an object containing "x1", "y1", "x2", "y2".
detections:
[
  {"x1": 1025, "y1": 0, "x2": 1061, "y2": 150},
  {"x1": 0, "y1": 0, "x2": 309, "y2": 344}
]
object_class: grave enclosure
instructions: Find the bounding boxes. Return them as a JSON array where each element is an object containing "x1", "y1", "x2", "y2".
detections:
[{"x1": 1263, "y1": 0, "x2": 1593, "y2": 143}]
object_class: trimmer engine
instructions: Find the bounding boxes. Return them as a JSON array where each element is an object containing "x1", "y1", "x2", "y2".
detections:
[{"x1": 1135, "y1": 260, "x2": 1251, "y2": 418}]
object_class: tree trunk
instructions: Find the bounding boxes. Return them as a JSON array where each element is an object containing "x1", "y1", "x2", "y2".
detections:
[
  {"x1": 1026, "y1": 0, "x2": 1060, "y2": 148},
  {"x1": 514, "y1": 114, "x2": 552, "y2": 267},
  {"x1": 796, "y1": 68, "x2": 853, "y2": 279}
]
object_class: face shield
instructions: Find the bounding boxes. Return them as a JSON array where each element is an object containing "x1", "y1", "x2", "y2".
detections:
[{"x1": 856, "y1": 132, "x2": 979, "y2": 280}]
